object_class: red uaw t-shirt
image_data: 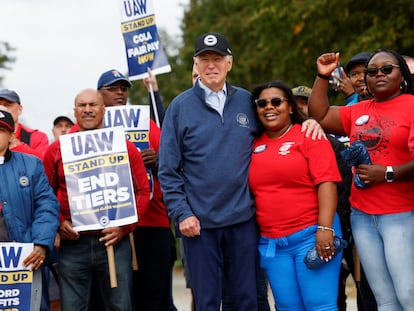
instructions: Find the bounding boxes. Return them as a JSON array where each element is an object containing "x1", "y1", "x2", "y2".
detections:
[
  {"x1": 340, "y1": 94, "x2": 414, "y2": 214},
  {"x1": 249, "y1": 124, "x2": 341, "y2": 238}
]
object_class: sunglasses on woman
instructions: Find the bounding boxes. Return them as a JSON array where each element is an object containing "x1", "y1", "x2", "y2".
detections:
[
  {"x1": 255, "y1": 97, "x2": 287, "y2": 108},
  {"x1": 365, "y1": 64, "x2": 400, "y2": 77}
]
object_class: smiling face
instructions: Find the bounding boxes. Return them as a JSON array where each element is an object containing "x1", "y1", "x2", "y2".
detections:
[
  {"x1": 348, "y1": 63, "x2": 368, "y2": 96},
  {"x1": 365, "y1": 52, "x2": 404, "y2": 101},
  {"x1": 193, "y1": 51, "x2": 233, "y2": 91},
  {"x1": 256, "y1": 87, "x2": 293, "y2": 139}
]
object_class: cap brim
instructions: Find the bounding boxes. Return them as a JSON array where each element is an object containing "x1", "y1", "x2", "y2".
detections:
[
  {"x1": 0, "y1": 95, "x2": 20, "y2": 104},
  {"x1": 101, "y1": 78, "x2": 132, "y2": 88},
  {"x1": 194, "y1": 48, "x2": 229, "y2": 57},
  {"x1": 345, "y1": 59, "x2": 368, "y2": 74},
  {"x1": 0, "y1": 121, "x2": 13, "y2": 132}
]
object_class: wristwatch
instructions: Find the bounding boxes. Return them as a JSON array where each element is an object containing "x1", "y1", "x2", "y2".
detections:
[{"x1": 385, "y1": 166, "x2": 394, "y2": 182}]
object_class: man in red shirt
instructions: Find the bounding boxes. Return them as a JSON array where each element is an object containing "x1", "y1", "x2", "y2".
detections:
[
  {"x1": 43, "y1": 88, "x2": 150, "y2": 311},
  {"x1": 97, "y1": 69, "x2": 174, "y2": 310}
]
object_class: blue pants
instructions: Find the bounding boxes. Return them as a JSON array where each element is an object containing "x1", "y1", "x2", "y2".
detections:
[
  {"x1": 351, "y1": 209, "x2": 414, "y2": 311},
  {"x1": 58, "y1": 235, "x2": 133, "y2": 311},
  {"x1": 182, "y1": 218, "x2": 259, "y2": 311},
  {"x1": 259, "y1": 215, "x2": 342, "y2": 311}
]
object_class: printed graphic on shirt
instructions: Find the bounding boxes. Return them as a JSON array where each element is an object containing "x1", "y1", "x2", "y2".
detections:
[
  {"x1": 278, "y1": 142, "x2": 295, "y2": 156},
  {"x1": 352, "y1": 114, "x2": 394, "y2": 158}
]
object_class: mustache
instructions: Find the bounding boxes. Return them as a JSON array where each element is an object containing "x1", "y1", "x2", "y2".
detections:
[{"x1": 81, "y1": 112, "x2": 95, "y2": 117}]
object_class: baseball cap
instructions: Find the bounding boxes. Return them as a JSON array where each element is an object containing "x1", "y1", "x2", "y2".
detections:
[
  {"x1": 292, "y1": 86, "x2": 312, "y2": 98},
  {"x1": 0, "y1": 110, "x2": 15, "y2": 132},
  {"x1": 194, "y1": 33, "x2": 232, "y2": 57},
  {"x1": 345, "y1": 52, "x2": 372, "y2": 74},
  {"x1": 0, "y1": 89, "x2": 21, "y2": 104},
  {"x1": 97, "y1": 70, "x2": 132, "y2": 89},
  {"x1": 53, "y1": 115, "x2": 74, "y2": 126}
]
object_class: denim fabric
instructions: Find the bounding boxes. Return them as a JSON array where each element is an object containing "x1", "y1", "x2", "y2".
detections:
[
  {"x1": 58, "y1": 235, "x2": 133, "y2": 311},
  {"x1": 259, "y1": 215, "x2": 342, "y2": 311},
  {"x1": 351, "y1": 209, "x2": 414, "y2": 311}
]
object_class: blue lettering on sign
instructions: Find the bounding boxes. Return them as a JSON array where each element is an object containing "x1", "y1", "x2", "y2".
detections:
[
  {"x1": 71, "y1": 132, "x2": 114, "y2": 156},
  {"x1": 113, "y1": 108, "x2": 140, "y2": 128},
  {"x1": 123, "y1": 0, "x2": 147, "y2": 17},
  {"x1": 0, "y1": 246, "x2": 22, "y2": 268}
]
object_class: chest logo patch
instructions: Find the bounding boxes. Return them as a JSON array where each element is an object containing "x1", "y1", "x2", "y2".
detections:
[
  {"x1": 19, "y1": 176, "x2": 29, "y2": 187},
  {"x1": 236, "y1": 113, "x2": 249, "y2": 127},
  {"x1": 278, "y1": 142, "x2": 294, "y2": 155}
]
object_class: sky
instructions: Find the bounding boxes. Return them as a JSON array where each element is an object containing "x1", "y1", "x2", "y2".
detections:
[{"x1": 0, "y1": 0, "x2": 188, "y2": 141}]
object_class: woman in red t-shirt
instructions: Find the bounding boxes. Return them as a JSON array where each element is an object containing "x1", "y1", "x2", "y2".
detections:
[
  {"x1": 249, "y1": 80, "x2": 342, "y2": 310},
  {"x1": 309, "y1": 49, "x2": 414, "y2": 311}
]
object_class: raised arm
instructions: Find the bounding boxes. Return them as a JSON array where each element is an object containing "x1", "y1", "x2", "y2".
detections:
[{"x1": 308, "y1": 52, "x2": 345, "y2": 136}]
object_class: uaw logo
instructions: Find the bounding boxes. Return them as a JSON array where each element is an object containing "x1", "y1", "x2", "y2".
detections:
[
  {"x1": 236, "y1": 113, "x2": 249, "y2": 128},
  {"x1": 19, "y1": 176, "x2": 29, "y2": 187},
  {"x1": 278, "y1": 142, "x2": 294, "y2": 155},
  {"x1": 204, "y1": 35, "x2": 218, "y2": 46},
  {"x1": 111, "y1": 70, "x2": 122, "y2": 78}
]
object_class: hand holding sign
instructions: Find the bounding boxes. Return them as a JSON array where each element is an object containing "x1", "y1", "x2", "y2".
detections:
[
  {"x1": 100, "y1": 226, "x2": 124, "y2": 247},
  {"x1": 23, "y1": 245, "x2": 47, "y2": 272}
]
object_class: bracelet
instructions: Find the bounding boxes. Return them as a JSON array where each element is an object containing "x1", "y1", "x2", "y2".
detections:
[
  {"x1": 317, "y1": 225, "x2": 335, "y2": 235},
  {"x1": 317, "y1": 73, "x2": 331, "y2": 80}
]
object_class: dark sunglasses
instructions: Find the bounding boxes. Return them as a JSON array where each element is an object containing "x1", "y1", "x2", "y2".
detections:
[
  {"x1": 255, "y1": 97, "x2": 287, "y2": 108},
  {"x1": 365, "y1": 64, "x2": 400, "y2": 77}
]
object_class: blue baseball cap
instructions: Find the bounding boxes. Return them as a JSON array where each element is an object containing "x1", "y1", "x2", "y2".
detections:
[
  {"x1": 97, "y1": 70, "x2": 132, "y2": 89},
  {"x1": 0, "y1": 89, "x2": 21, "y2": 104}
]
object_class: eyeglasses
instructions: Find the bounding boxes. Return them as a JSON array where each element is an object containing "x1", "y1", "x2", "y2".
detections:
[
  {"x1": 365, "y1": 64, "x2": 400, "y2": 77},
  {"x1": 255, "y1": 97, "x2": 287, "y2": 108},
  {"x1": 100, "y1": 85, "x2": 130, "y2": 92}
]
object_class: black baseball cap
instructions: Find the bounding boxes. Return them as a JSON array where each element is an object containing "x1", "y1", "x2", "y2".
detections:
[
  {"x1": 345, "y1": 52, "x2": 372, "y2": 74},
  {"x1": 0, "y1": 110, "x2": 15, "y2": 132},
  {"x1": 53, "y1": 115, "x2": 74, "y2": 126},
  {"x1": 194, "y1": 33, "x2": 232, "y2": 57}
]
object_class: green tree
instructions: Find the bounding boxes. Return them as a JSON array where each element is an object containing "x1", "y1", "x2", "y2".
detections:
[
  {"x1": 0, "y1": 41, "x2": 16, "y2": 86},
  {"x1": 151, "y1": 0, "x2": 414, "y2": 108}
]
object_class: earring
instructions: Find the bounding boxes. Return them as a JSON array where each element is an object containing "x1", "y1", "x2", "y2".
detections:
[{"x1": 400, "y1": 80, "x2": 408, "y2": 92}]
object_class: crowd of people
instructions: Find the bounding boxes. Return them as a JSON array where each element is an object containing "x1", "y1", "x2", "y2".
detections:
[{"x1": 1, "y1": 31, "x2": 413, "y2": 311}]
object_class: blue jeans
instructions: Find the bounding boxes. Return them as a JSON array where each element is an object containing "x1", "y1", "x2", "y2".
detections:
[
  {"x1": 259, "y1": 215, "x2": 342, "y2": 311},
  {"x1": 58, "y1": 234, "x2": 133, "y2": 311},
  {"x1": 351, "y1": 209, "x2": 414, "y2": 311}
]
